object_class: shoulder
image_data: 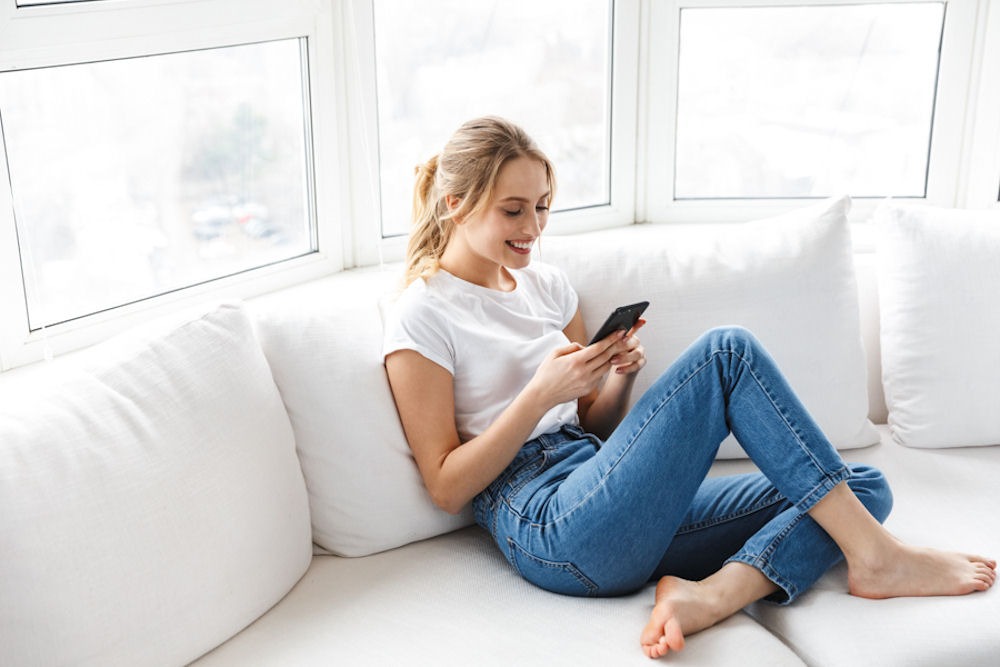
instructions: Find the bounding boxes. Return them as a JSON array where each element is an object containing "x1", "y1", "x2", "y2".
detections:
[
  {"x1": 382, "y1": 276, "x2": 450, "y2": 336},
  {"x1": 382, "y1": 275, "x2": 458, "y2": 370}
]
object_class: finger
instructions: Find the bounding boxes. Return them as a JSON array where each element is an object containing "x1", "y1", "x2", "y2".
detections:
[
  {"x1": 582, "y1": 333, "x2": 627, "y2": 367},
  {"x1": 552, "y1": 342, "x2": 585, "y2": 358}
]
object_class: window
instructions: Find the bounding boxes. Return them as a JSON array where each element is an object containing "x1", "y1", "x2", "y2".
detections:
[
  {"x1": 0, "y1": 38, "x2": 315, "y2": 330},
  {"x1": 674, "y1": 2, "x2": 945, "y2": 200},
  {"x1": 371, "y1": 0, "x2": 615, "y2": 238}
]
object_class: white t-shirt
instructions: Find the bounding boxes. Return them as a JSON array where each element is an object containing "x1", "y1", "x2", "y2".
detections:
[{"x1": 382, "y1": 262, "x2": 581, "y2": 443}]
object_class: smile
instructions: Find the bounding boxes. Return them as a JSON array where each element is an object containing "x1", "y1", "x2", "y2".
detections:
[{"x1": 506, "y1": 240, "x2": 533, "y2": 253}]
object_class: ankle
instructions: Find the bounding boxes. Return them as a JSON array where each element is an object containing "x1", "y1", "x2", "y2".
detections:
[{"x1": 702, "y1": 563, "x2": 777, "y2": 613}]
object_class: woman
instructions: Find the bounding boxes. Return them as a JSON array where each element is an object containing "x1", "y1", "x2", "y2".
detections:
[{"x1": 382, "y1": 117, "x2": 995, "y2": 659}]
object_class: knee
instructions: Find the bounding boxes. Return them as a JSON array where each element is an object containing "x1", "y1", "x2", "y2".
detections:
[
  {"x1": 847, "y1": 464, "x2": 894, "y2": 523},
  {"x1": 701, "y1": 325, "x2": 761, "y2": 355}
]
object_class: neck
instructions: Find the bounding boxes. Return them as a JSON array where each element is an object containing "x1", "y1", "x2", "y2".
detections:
[{"x1": 439, "y1": 246, "x2": 514, "y2": 292}]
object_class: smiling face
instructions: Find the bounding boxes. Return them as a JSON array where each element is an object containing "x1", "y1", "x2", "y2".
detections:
[{"x1": 440, "y1": 156, "x2": 551, "y2": 290}]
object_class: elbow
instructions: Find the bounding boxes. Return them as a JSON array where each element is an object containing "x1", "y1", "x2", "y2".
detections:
[{"x1": 427, "y1": 485, "x2": 467, "y2": 516}]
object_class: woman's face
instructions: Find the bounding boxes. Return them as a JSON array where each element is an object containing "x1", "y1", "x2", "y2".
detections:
[{"x1": 451, "y1": 156, "x2": 551, "y2": 276}]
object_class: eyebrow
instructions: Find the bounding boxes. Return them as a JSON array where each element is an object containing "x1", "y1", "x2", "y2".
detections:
[{"x1": 498, "y1": 193, "x2": 551, "y2": 203}]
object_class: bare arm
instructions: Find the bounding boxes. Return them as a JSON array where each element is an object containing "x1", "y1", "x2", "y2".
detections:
[{"x1": 385, "y1": 336, "x2": 619, "y2": 514}]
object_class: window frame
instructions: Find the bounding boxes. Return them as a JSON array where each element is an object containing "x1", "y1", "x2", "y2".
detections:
[
  {"x1": 342, "y1": 0, "x2": 640, "y2": 269},
  {"x1": 641, "y1": 0, "x2": 984, "y2": 224},
  {"x1": 0, "y1": 0, "x2": 348, "y2": 370}
]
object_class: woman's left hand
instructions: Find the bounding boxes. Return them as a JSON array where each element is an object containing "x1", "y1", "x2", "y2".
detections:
[{"x1": 609, "y1": 320, "x2": 646, "y2": 375}]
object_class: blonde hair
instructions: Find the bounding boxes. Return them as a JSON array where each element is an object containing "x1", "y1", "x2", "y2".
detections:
[{"x1": 405, "y1": 116, "x2": 555, "y2": 285}]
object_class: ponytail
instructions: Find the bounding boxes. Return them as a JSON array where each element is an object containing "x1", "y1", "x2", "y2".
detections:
[{"x1": 405, "y1": 154, "x2": 450, "y2": 285}]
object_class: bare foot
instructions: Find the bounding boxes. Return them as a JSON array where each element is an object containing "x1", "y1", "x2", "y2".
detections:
[
  {"x1": 639, "y1": 564, "x2": 776, "y2": 660},
  {"x1": 640, "y1": 577, "x2": 704, "y2": 659},
  {"x1": 848, "y1": 541, "x2": 997, "y2": 599}
]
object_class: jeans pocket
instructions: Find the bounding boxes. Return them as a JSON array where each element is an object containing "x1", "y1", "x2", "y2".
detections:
[{"x1": 506, "y1": 538, "x2": 598, "y2": 597}]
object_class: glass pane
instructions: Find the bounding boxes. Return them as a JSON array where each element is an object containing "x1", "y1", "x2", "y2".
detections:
[
  {"x1": 675, "y1": 3, "x2": 944, "y2": 199},
  {"x1": 0, "y1": 39, "x2": 315, "y2": 329},
  {"x1": 373, "y1": 0, "x2": 612, "y2": 237}
]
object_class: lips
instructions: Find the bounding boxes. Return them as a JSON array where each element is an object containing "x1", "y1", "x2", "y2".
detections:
[{"x1": 506, "y1": 240, "x2": 533, "y2": 254}]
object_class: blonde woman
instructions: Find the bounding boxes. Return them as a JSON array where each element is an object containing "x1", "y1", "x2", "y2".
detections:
[{"x1": 382, "y1": 117, "x2": 995, "y2": 659}]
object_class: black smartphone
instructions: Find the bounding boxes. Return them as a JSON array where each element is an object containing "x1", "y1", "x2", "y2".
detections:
[{"x1": 588, "y1": 301, "x2": 649, "y2": 345}]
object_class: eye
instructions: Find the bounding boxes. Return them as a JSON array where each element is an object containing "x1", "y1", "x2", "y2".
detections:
[
  {"x1": 536, "y1": 205, "x2": 549, "y2": 213},
  {"x1": 503, "y1": 208, "x2": 522, "y2": 217}
]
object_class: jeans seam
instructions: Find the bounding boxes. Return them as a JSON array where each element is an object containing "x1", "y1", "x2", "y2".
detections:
[
  {"x1": 506, "y1": 537, "x2": 600, "y2": 596},
  {"x1": 673, "y1": 493, "x2": 788, "y2": 535},
  {"x1": 730, "y1": 349, "x2": 846, "y2": 491}
]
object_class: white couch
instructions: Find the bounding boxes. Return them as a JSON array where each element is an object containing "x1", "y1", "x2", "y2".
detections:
[{"x1": 2, "y1": 198, "x2": 998, "y2": 666}]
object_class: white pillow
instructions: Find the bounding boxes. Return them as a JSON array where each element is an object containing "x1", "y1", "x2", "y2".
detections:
[
  {"x1": 875, "y1": 201, "x2": 1000, "y2": 448},
  {"x1": 543, "y1": 195, "x2": 877, "y2": 458},
  {"x1": 250, "y1": 269, "x2": 473, "y2": 557},
  {"x1": 0, "y1": 303, "x2": 312, "y2": 666}
]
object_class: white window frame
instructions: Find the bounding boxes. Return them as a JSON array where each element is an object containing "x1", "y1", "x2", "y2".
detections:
[
  {"x1": 342, "y1": 0, "x2": 641, "y2": 269},
  {"x1": 640, "y1": 0, "x2": 986, "y2": 224},
  {"x1": 0, "y1": 0, "x2": 349, "y2": 370}
]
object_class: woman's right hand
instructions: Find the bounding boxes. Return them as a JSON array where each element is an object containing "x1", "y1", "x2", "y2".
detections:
[{"x1": 527, "y1": 337, "x2": 621, "y2": 409}]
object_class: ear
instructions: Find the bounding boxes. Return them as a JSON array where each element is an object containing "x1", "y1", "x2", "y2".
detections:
[{"x1": 445, "y1": 195, "x2": 461, "y2": 213}]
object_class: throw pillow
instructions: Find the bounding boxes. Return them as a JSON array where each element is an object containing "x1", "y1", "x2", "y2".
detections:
[
  {"x1": 250, "y1": 269, "x2": 474, "y2": 557},
  {"x1": 875, "y1": 201, "x2": 1000, "y2": 448}
]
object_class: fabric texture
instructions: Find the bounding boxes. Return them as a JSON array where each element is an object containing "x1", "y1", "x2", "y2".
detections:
[
  {"x1": 0, "y1": 303, "x2": 312, "y2": 667},
  {"x1": 382, "y1": 262, "x2": 580, "y2": 442},
  {"x1": 543, "y1": 195, "x2": 877, "y2": 457},
  {"x1": 875, "y1": 201, "x2": 1000, "y2": 448}
]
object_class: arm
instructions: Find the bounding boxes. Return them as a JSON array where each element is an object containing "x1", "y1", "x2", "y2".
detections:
[
  {"x1": 563, "y1": 309, "x2": 647, "y2": 439},
  {"x1": 385, "y1": 337, "x2": 620, "y2": 514}
]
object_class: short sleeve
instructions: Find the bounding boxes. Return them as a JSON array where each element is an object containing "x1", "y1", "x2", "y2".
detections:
[{"x1": 381, "y1": 282, "x2": 455, "y2": 375}]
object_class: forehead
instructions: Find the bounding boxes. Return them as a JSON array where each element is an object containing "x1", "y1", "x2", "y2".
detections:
[{"x1": 494, "y1": 156, "x2": 549, "y2": 200}]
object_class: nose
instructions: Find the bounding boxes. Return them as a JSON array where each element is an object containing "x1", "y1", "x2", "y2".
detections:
[{"x1": 526, "y1": 209, "x2": 545, "y2": 236}]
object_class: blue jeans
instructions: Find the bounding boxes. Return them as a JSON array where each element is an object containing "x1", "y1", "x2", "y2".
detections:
[{"x1": 472, "y1": 326, "x2": 893, "y2": 603}]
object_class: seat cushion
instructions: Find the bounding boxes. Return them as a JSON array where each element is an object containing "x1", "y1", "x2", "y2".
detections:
[
  {"x1": 193, "y1": 526, "x2": 806, "y2": 667},
  {"x1": 0, "y1": 303, "x2": 312, "y2": 667}
]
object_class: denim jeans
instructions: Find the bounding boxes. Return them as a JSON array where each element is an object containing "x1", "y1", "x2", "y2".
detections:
[{"x1": 472, "y1": 326, "x2": 893, "y2": 603}]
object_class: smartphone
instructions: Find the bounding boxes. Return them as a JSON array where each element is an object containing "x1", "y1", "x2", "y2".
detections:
[{"x1": 588, "y1": 301, "x2": 649, "y2": 345}]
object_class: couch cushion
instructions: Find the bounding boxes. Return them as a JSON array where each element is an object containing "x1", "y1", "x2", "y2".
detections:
[
  {"x1": 249, "y1": 269, "x2": 472, "y2": 557},
  {"x1": 192, "y1": 526, "x2": 806, "y2": 667},
  {"x1": 0, "y1": 303, "x2": 312, "y2": 667},
  {"x1": 875, "y1": 201, "x2": 1000, "y2": 448},
  {"x1": 544, "y1": 195, "x2": 877, "y2": 457},
  {"x1": 741, "y1": 426, "x2": 1000, "y2": 666}
]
